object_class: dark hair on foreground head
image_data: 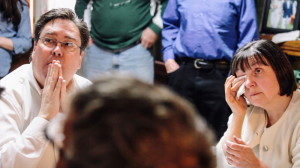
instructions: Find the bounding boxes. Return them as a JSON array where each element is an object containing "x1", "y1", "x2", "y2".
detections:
[
  {"x1": 0, "y1": 87, "x2": 4, "y2": 96},
  {"x1": 34, "y1": 8, "x2": 90, "y2": 51},
  {"x1": 230, "y1": 39, "x2": 297, "y2": 96},
  {"x1": 62, "y1": 74, "x2": 216, "y2": 168}
]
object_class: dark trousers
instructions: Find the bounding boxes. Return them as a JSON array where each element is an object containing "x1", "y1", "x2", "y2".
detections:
[{"x1": 167, "y1": 60, "x2": 231, "y2": 140}]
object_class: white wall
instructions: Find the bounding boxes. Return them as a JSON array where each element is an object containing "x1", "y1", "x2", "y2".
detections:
[
  {"x1": 47, "y1": 0, "x2": 76, "y2": 10},
  {"x1": 34, "y1": 0, "x2": 76, "y2": 23},
  {"x1": 34, "y1": 0, "x2": 48, "y2": 23}
]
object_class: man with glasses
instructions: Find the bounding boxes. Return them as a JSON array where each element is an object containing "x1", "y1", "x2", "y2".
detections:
[{"x1": 0, "y1": 8, "x2": 91, "y2": 168}]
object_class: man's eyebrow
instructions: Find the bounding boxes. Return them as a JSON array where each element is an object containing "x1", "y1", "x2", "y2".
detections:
[
  {"x1": 64, "y1": 36, "x2": 78, "y2": 42},
  {"x1": 43, "y1": 32, "x2": 56, "y2": 36},
  {"x1": 42, "y1": 32, "x2": 78, "y2": 42}
]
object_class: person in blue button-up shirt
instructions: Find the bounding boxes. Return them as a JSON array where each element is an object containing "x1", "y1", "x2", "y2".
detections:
[
  {"x1": 162, "y1": 0, "x2": 259, "y2": 140},
  {"x1": 0, "y1": 0, "x2": 32, "y2": 78}
]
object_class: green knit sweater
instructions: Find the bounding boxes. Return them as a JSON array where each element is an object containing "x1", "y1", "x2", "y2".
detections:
[{"x1": 75, "y1": 0, "x2": 167, "y2": 50}]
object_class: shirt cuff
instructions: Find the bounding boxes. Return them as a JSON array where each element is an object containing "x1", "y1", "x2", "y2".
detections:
[
  {"x1": 163, "y1": 48, "x2": 175, "y2": 62},
  {"x1": 11, "y1": 37, "x2": 32, "y2": 55},
  {"x1": 149, "y1": 23, "x2": 161, "y2": 35},
  {"x1": 23, "y1": 117, "x2": 49, "y2": 142}
]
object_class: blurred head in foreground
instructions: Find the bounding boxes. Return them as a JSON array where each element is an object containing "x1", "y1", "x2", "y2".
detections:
[
  {"x1": 0, "y1": 87, "x2": 3, "y2": 96},
  {"x1": 60, "y1": 74, "x2": 216, "y2": 168}
]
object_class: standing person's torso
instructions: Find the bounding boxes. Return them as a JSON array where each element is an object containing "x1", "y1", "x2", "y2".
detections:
[
  {"x1": 90, "y1": 0, "x2": 154, "y2": 50},
  {"x1": 168, "y1": 0, "x2": 257, "y2": 61}
]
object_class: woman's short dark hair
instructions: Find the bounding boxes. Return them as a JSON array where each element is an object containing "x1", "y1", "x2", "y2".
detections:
[
  {"x1": 63, "y1": 74, "x2": 216, "y2": 168},
  {"x1": 34, "y1": 8, "x2": 90, "y2": 51},
  {"x1": 230, "y1": 39, "x2": 297, "y2": 96}
]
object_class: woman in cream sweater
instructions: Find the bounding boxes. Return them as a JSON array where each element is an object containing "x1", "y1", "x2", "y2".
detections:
[{"x1": 217, "y1": 39, "x2": 299, "y2": 168}]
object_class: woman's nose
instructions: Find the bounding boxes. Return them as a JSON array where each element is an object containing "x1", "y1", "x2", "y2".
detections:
[{"x1": 244, "y1": 76, "x2": 255, "y2": 88}]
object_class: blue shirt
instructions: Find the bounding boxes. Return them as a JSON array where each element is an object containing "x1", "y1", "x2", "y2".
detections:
[
  {"x1": 162, "y1": 0, "x2": 258, "y2": 62},
  {"x1": 0, "y1": 0, "x2": 32, "y2": 77}
]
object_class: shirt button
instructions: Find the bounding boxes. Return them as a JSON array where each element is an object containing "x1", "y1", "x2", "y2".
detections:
[
  {"x1": 263, "y1": 145, "x2": 269, "y2": 151},
  {"x1": 19, "y1": 78, "x2": 24, "y2": 84}
]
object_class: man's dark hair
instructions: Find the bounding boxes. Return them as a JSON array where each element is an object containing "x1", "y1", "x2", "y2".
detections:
[
  {"x1": 62, "y1": 74, "x2": 216, "y2": 168},
  {"x1": 34, "y1": 8, "x2": 90, "y2": 51},
  {"x1": 231, "y1": 39, "x2": 297, "y2": 96}
]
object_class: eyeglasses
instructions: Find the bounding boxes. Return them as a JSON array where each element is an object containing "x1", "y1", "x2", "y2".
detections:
[{"x1": 39, "y1": 37, "x2": 82, "y2": 52}]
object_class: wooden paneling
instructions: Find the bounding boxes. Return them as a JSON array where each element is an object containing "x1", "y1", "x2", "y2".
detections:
[{"x1": 279, "y1": 41, "x2": 300, "y2": 57}]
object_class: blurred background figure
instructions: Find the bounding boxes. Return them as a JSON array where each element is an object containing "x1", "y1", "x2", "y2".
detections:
[
  {"x1": 54, "y1": 74, "x2": 216, "y2": 168},
  {"x1": 281, "y1": 0, "x2": 294, "y2": 29},
  {"x1": 269, "y1": 0, "x2": 283, "y2": 28},
  {"x1": 75, "y1": 0, "x2": 167, "y2": 83},
  {"x1": 0, "y1": 0, "x2": 32, "y2": 79}
]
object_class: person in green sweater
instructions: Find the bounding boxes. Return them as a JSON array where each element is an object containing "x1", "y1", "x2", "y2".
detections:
[{"x1": 75, "y1": 0, "x2": 167, "y2": 83}]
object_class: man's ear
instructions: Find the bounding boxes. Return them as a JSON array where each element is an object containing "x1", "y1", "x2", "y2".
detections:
[
  {"x1": 30, "y1": 41, "x2": 38, "y2": 62},
  {"x1": 32, "y1": 41, "x2": 37, "y2": 51},
  {"x1": 78, "y1": 51, "x2": 85, "y2": 69}
]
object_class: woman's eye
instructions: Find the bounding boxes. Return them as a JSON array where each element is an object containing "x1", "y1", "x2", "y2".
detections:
[{"x1": 255, "y1": 69, "x2": 262, "y2": 74}]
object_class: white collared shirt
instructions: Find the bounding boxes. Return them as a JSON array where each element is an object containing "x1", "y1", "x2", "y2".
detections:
[{"x1": 0, "y1": 64, "x2": 91, "y2": 168}]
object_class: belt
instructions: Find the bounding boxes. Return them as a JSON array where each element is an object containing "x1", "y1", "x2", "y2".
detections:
[
  {"x1": 96, "y1": 40, "x2": 141, "y2": 53},
  {"x1": 177, "y1": 57, "x2": 230, "y2": 70}
]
